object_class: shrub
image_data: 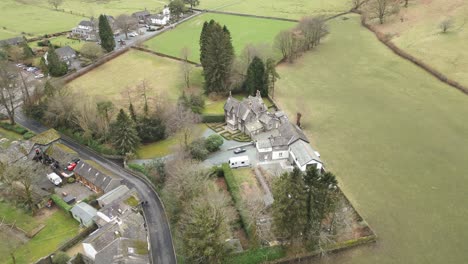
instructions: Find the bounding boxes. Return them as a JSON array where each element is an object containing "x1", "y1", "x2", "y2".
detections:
[
  {"x1": 23, "y1": 131, "x2": 36, "y2": 140},
  {"x1": 52, "y1": 251, "x2": 70, "y2": 264},
  {"x1": 67, "y1": 177, "x2": 76, "y2": 184},
  {"x1": 51, "y1": 194, "x2": 73, "y2": 211},
  {"x1": 189, "y1": 138, "x2": 209, "y2": 160},
  {"x1": 0, "y1": 122, "x2": 28, "y2": 135},
  {"x1": 205, "y1": 134, "x2": 223, "y2": 152}
]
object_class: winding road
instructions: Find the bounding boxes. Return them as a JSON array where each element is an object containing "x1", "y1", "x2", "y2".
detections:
[{"x1": 14, "y1": 110, "x2": 176, "y2": 264}]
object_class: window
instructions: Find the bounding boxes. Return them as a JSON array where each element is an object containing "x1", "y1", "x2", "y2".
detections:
[
  {"x1": 241, "y1": 161, "x2": 245, "y2": 164},
  {"x1": 279, "y1": 152, "x2": 283, "y2": 157}
]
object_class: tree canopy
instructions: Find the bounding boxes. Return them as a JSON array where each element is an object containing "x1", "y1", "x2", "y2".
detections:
[
  {"x1": 99, "y1": 14, "x2": 115, "y2": 52},
  {"x1": 110, "y1": 109, "x2": 140, "y2": 155},
  {"x1": 245, "y1": 56, "x2": 267, "y2": 96}
]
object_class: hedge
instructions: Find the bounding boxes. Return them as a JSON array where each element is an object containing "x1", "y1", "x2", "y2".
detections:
[
  {"x1": 0, "y1": 122, "x2": 29, "y2": 135},
  {"x1": 201, "y1": 114, "x2": 225, "y2": 123},
  {"x1": 221, "y1": 163, "x2": 253, "y2": 238},
  {"x1": 23, "y1": 131, "x2": 36, "y2": 140},
  {"x1": 51, "y1": 194, "x2": 73, "y2": 211}
]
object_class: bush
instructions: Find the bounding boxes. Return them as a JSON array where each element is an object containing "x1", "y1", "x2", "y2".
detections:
[
  {"x1": 52, "y1": 251, "x2": 70, "y2": 264},
  {"x1": 128, "y1": 163, "x2": 148, "y2": 176},
  {"x1": 205, "y1": 134, "x2": 223, "y2": 152},
  {"x1": 189, "y1": 138, "x2": 209, "y2": 160},
  {"x1": 51, "y1": 194, "x2": 73, "y2": 211},
  {"x1": 0, "y1": 122, "x2": 29, "y2": 135},
  {"x1": 201, "y1": 114, "x2": 225, "y2": 123},
  {"x1": 23, "y1": 131, "x2": 36, "y2": 140},
  {"x1": 67, "y1": 177, "x2": 76, "y2": 184}
]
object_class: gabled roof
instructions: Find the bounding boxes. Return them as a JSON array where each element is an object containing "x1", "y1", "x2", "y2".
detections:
[
  {"x1": 75, "y1": 161, "x2": 122, "y2": 193},
  {"x1": 97, "y1": 185, "x2": 130, "y2": 207},
  {"x1": 257, "y1": 139, "x2": 272, "y2": 149},
  {"x1": 224, "y1": 96, "x2": 240, "y2": 113},
  {"x1": 278, "y1": 123, "x2": 309, "y2": 145},
  {"x1": 31, "y1": 129, "x2": 61, "y2": 146},
  {"x1": 290, "y1": 139, "x2": 322, "y2": 167},
  {"x1": 44, "y1": 143, "x2": 78, "y2": 165},
  {"x1": 71, "y1": 202, "x2": 98, "y2": 223},
  {"x1": 79, "y1": 20, "x2": 94, "y2": 27},
  {"x1": 55, "y1": 46, "x2": 76, "y2": 58},
  {"x1": 95, "y1": 237, "x2": 149, "y2": 264},
  {"x1": 0, "y1": 140, "x2": 34, "y2": 164},
  {"x1": 0, "y1": 36, "x2": 26, "y2": 46},
  {"x1": 132, "y1": 10, "x2": 150, "y2": 17}
]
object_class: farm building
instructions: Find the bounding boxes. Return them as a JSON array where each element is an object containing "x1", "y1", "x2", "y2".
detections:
[
  {"x1": 70, "y1": 202, "x2": 98, "y2": 227},
  {"x1": 74, "y1": 161, "x2": 122, "y2": 194}
]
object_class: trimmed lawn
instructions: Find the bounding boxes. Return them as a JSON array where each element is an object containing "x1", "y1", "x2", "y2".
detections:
[
  {"x1": 67, "y1": 49, "x2": 203, "y2": 109},
  {"x1": 374, "y1": 0, "x2": 468, "y2": 88},
  {"x1": 0, "y1": 202, "x2": 41, "y2": 234},
  {"x1": 10, "y1": 210, "x2": 80, "y2": 264},
  {"x1": 0, "y1": 0, "x2": 82, "y2": 39},
  {"x1": 198, "y1": 0, "x2": 350, "y2": 19},
  {"x1": 144, "y1": 13, "x2": 295, "y2": 63},
  {"x1": 30, "y1": 36, "x2": 85, "y2": 51},
  {"x1": 136, "y1": 124, "x2": 207, "y2": 159},
  {"x1": 275, "y1": 14, "x2": 468, "y2": 264}
]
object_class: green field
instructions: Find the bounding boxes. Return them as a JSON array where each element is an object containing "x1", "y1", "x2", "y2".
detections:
[
  {"x1": 275, "y1": 14, "x2": 468, "y2": 264},
  {"x1": 198, "y1": 0, "x2": 350, "y2": 19},
  {"x1": 67, "y1": 49, "x2": 203, "y2": 109},
  {"x1": 30, "y1": 36, "x2": 85, "y2": 51},
  {"x1": 0, "y1": 0, "x2": 83, "y2": 39},
  {"x1": 31, "y1": 0, "x2": 166, "y2": 17},
  {"x1": 144, "y1": 13, "x2": 295, "y2": 63}
]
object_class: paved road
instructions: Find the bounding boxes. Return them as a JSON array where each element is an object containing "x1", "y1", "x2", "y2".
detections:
[{"x1": 14, "y1": 110, "x2": 176, "y2": 264}]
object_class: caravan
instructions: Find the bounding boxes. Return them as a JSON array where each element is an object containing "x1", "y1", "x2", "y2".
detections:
[{"x1": 228, "y1": 156, "x2": 250, "y2": 168}]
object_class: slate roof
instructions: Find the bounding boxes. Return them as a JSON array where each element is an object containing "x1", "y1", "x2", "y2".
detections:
[
  {"x1": 44, "y1": 143, "x2": 78, "y2": 165},
  {"x1": 55, "y1": 46, "x2": 76, "y2": 58},
  {"x1": 0, "y1": 140, "x2": 34, "y2": 164},
  {"x1": 71, "y1": 202, "x2": 98, "y2": 224},
  {"x1": 79, "y1": 20, "x2": 94, "y2": 27},
  {"x1": 257, "y1": 139, "x2": 272, "y2": 149},
  {"x1": 31, "y1": 129, "x2": 61, "y2": 146},
  {"x1": 245, "y1": 120, "x2": 263, "y2": 132},
  {"x1": 75, "y1": 161, "x2": 122, "y2": 193},
  {"x1": 290, "y1": 140, "x2": 322, "y2": 166},
  {"x1": 132, "y1": 10, "x2": 150, "y2": 18},
  {"x1": 278, "y1": 123, "x2": 309, "y2": 145},
  {"x1": 224, "y1": 97, "x2": 240, "y2": 113},
  {"x1": 0, "y1": 36, "x2": 26, "y2": 46},
  {"x1": 95, "y1": 237, "x2": 150, "y2": 264},
  {"x1": 97, "y1": 185, "x2": 130, "y2": 207}
]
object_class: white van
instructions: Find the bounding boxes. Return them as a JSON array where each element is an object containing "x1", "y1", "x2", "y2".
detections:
[
  {"x1": 47, "y1": 172, "x2": 62, "y2": 186},
  {"x1": 228, "y1": 156, "x2": 250, "y2": 168}
]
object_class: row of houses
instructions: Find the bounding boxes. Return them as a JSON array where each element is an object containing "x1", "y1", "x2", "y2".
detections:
[{"x1": 224, "y1": 91, "x2": 323, "y2": 171}]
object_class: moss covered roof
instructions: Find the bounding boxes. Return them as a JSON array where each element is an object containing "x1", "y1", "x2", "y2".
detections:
[{"x1": 31, "y1": 129, "x2": 61, "y2": 145}]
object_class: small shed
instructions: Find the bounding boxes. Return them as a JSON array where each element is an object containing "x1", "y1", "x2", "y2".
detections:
[
  {"x1": 70, "y1": 202, "x2": 97, "y2": 227},
  {"x1": 63, "y1": 195, "x2": 76, "y2": 205}
]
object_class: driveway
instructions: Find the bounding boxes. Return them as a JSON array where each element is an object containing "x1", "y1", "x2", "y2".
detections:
[{"x1": 14, "y1": 110, "x2": 176, "y2": 264}]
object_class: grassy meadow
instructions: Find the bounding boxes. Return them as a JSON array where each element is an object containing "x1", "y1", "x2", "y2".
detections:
[
  {"x1": 144, "y1": 13, "x2": 295, "y2": 63},
  {"x1": 0, "y1": 0, "x2": 83, "y2": 39},
  {"x1": 275, "y1": 14, "x2": 468, "y2": 264},
  {"x1": 374, "y1": 0, "x2": 468, "y2": 88},
  {"x1": 198, "y1": 0, "x2": 350, "y2": 19},
  {"x1": 30, "y1": 36, "x2": 85, "y2": 51},
  {"x1": 67, "y1": 49, "x2": 203, "y2": 110}
]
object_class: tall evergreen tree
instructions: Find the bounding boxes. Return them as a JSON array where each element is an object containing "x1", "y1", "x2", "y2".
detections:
[
  {"x1": 245, "y1": 56, "x2": 267, "y2": 96},
  {"x1": 265, "y1": 58, "x2": 280, "y2": 98},
  {"x1": 128, "y1": 103, "x2": 137, "y2": 122},
  {"x1": 199, "y1": 20, "x2": 234, "y2": 93},
  {"x1": 99, "y1": 14, "x2": 115, "y2": 52},
  {"x1": 110, "y1": 109, "x2": 140, "y2": 154},
  {"x1": 272, "y1": 168, "x2": 307, "y2": 245},
  {"x1": 46, "y1": 44, "x2": 68, "y2": 77}
]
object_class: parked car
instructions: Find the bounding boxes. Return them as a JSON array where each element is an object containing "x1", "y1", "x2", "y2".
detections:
[
  {"x1": 34, "y1": 74, "x2": 44, "y2": 79},
  {"x1": 15, "y1": 63, "x2": 23, "y2": 67},
  {"x1": 67, "y1": 162, "x2": 78, "y2": 171},
  {"x1": 47, "y1": 172, "x2": 62, "y2": 186},
  {"x1": 147, "y1": 27, "x2": 156, "y2": 32},
  {"x1": 129, "y1": 32, "x2": 138, "y2": 37},
  {"x1": 26, "y1": 67, "x2": 37, "y2": 72},
  {"x1": 233, "y1": 148, "x2": 246, "y2": 154}
]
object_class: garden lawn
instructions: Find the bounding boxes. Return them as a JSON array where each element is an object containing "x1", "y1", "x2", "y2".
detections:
[
  {"x1": 144, "y1": 13, "x2": 295, "y2": 63},
  {"x1": 30, "y1": 36, "x2": 85, "y2": 51},
  {"x1": 136, "y1": 124, "x2": 207, "y2": 159},
  {"x1": 275, "y1": 14, "x2": 468, "y2": 264},
  {"x1": 0, "y1": 202, "x2": 41, "y2": 234},
  {"x1": 198, "y1": 0, "x2": 350, "y2": 19},
  {"x1": 0, "y1": 0, "x2": 82, "y2": 39},
  {"x1": 374, "y1": 0, "x2": 468, "y2": 88},
  {"x1": 67, "y1": 49, "x2": 203, "y2": 110},
  {"x1": 7, "y1": 210, "x2": 80, "y2": 264},
  {"x1": 31, "y1": 0, "x2": 166, "y2": 17}
]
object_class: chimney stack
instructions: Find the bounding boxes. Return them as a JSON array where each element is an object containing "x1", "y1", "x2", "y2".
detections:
[
  {"x1": 256, "y1": 90, "x2": 261, "y2": 98},
  {"x1": 296, "y1": 112, "x2": 302, "y2": 128}
]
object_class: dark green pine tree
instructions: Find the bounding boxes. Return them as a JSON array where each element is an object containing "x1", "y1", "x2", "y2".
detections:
[
  {"x1": 21, "y1": 42, "x2": 34, "y2": 59},
  {"x1": 128, "y1": 103, "x2": 137, "y2": 122},
  {"x1": 199, "y1": 21, "x2": 209, "y2": 66},
  {"x1": 272, "y1": 168, "x2": 308, "y2": 244},
  {"x1": 201, "y1": 21, "x2": 234, "y2": 93},
  {"x1": 99, "y1": 14, "x2": 115, "y2": 52},
  {"x1": 47, "y1": 44, "x2": 68, "y2": 77},
  {"x1": 110, "y1": 109, "x2": 140, "y2": 155},
  {"x1": 245, "y1": 56, "x2": 267, "y2": 96}
]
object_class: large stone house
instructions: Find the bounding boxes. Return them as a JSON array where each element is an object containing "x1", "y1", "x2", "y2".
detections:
[
  {"x1": 71, "y1": 20, "x2": 96, "y2": 40},
  {"x1": 224, "y1": 91, "x2": 323, "y2": 171}
]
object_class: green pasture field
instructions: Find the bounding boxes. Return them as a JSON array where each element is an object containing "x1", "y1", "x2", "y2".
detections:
[
  {"x1": 30, "y1": 35, "x2": 85, "y2": 51},
  {"x1": 198, "y1": 0, "x2": 350, "y2": 19},
  {"x1": 0, "y1": 0, "x2": 82, "y2": 40},
  {"x1": 275, "y1": 14, "x2": 468, "y2": 264},
  {"x1": 67, "y1": 49, "x2": 203, "y2": 110},
  {"x1": 144, "y1": 13, "x2": 295, "y2": 63}
]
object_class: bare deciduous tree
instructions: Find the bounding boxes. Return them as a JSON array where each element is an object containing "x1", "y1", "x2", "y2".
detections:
[
  {"x1": 80, "y1": 42, "x2": 104, "y2": 62},
  {"x1": 165, "y1": 102, "x2": 201, "y2": 149},
  {"x1": 0, "y1": 61, "x2": 18, "y2": 125},
  {"x1": 439, "y1": 17, "x2": 454, "y2": 33},
  {"x1": 297, "y1": 16, "x2": 328, "y2": 51},
  {"x1": 48, "y1": 0, "x2": 64, "y2": 10},
  {"x1": 367, "y1": 0, "x2": 400, "y2": 24},
  {"x1": 180, "y1": 47, "x2": 191, "y2": 89},
  {"x1": 44, "y1": 85, "x2": 77, "y2": 128},
  {"x1": 274, "y1": 30, "x2": 293, "y2": 61},
  {"x1": 115, "y1": 14, "x2": 138, "y2": 40}
]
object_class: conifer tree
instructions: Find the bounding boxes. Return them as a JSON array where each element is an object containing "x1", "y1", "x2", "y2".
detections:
[
  {"x1": 128, "y1": 103, "x2": 137, "y2": 122},
  {"x1": 265, "y1": 58, "x2": 280, "y2": 98},
  {"x1": 110, "y1": 109, "x2": 140, "y2": 154},
  {"x1": 99, "y1": 14, "x2": 115, "y2": 52},
  {"x1": 245, "y1": 56, "x2": 267, "y2": 96},
  {"x1": 46, "y1": 44, "x2": 68, "y2": 77}
]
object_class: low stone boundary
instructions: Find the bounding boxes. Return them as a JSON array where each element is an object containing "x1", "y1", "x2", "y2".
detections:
[
  {"x1": 360, "y1": 15, "x2": 468, "y2": 95},
  {"x1": 56, "y1": 224, "x2": 97, "y2": 252},
  {"x1": 192, "y1": 8, "x2": 299, "y2": 23},
  {"x1": 132, "y1": 46, "x2": 201, "y2": 66},
  {"x1": 26, "y1": 31, "x2": 72, "y2": 43}
]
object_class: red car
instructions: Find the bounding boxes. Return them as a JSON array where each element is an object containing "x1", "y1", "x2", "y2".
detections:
[{"x1": 67, "y1": 162, "x2": 77, "y2": 171}]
